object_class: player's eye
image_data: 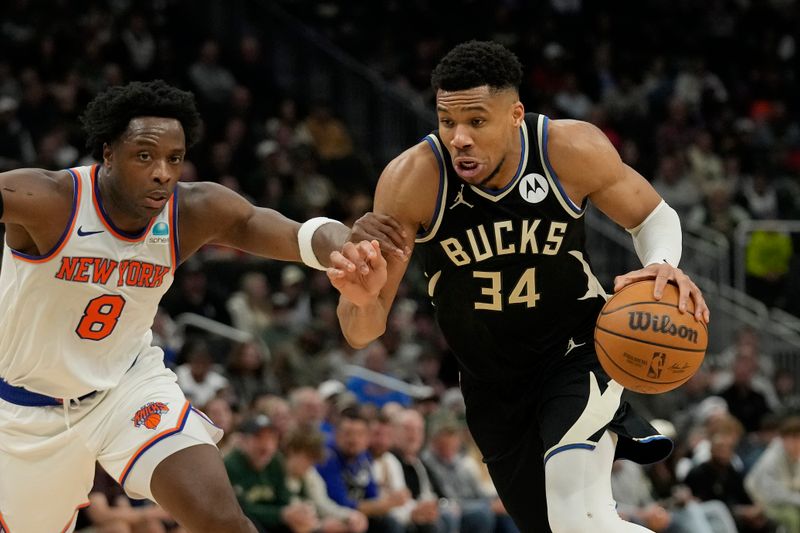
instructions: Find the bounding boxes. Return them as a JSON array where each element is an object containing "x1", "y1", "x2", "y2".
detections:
[
  {"x1": 439, "y1": 118, "x2": 454, "y2": 128},
  {"x1": 169, "y1": 155, "x2": 184, "y2": 164},
  {"x1": 472, "y1": 118, "x2": 485, "y2": 127},
  {"x1": 137, "y1": 152, "x2": 151, "y2": 161}
]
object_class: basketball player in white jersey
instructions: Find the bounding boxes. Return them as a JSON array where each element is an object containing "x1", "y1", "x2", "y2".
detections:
[{"x1": 0, "y1": 80, "x2": 407, "y2": 533}]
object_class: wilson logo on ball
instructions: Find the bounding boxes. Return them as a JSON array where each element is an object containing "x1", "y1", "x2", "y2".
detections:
[{"x1": 627, "y1": 312, "x2": 699, "y2": 344}]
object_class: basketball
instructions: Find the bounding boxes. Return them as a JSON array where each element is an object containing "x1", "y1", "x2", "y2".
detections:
[{"x1": 594, "y1": 280, "x2": 708, "y2": 394}]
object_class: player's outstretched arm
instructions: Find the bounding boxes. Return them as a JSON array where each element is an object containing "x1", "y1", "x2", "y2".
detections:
[
  {"x1": 0, "y1": 168, "x2": 73, "y2": 227},
  {"x1": 335, "y1": 144, "x2": 438, "y2": 348},
  {"x1": 546, "y1": 119, "x2": 709, "y2": 323},
  {"x1": 176, "y1": 181, "x2": 405, "y2": 268}
]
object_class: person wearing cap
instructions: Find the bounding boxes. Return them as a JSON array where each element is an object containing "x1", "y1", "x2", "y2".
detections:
[
  {"x1": 225, "y1": 414, "x2": 320, "y2": 533},
  {"x1": 316, "y1": 408, "x2": 408, "y2": 533}
]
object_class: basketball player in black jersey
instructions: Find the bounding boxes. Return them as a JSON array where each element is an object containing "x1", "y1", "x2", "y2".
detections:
[{"x1": 327, "y1": 41, "x2": 710, "y2": 532}]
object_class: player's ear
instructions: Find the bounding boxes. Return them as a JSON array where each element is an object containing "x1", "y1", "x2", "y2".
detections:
[
  {"x1": 102, "y1": 143, "x2": 113, "y2": 168},
  {"x1": 512, "y1": 100, "x2": 525, "y2": 127}
]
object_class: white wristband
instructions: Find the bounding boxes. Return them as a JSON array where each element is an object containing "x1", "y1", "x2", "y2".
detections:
[
  {"x1": 298, "y1": 217, "x2": 340, "y2": 270},
  {"x1": 626, "y1": 200, "x2": 682, "y2": 267}
]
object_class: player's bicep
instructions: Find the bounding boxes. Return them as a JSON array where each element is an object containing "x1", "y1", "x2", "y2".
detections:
[
  {"x1": 0, "y1": 168, "x2": 68, "y2": 227},
  {"x1": 590, "y1": 163, "x2": 662, "y2": 229},
  {"x1": 209, "y1": 187, "x2": 300, "y2": 260}
]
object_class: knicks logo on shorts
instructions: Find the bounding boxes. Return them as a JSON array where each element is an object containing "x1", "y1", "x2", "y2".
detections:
[{"x1": 132, "y1": 401, "x2": 170, "y2": 430}]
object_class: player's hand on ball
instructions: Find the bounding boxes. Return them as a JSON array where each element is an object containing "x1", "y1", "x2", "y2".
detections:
[
  {"x1": 613, "y1": 263, "x2": 710, "y2": 324},
  {"x1": 327, "y1": 240, "x2": 387, "y2": 307},
  {"x1": 349, "y1": 212, "x2": 410, "y2": 261}
]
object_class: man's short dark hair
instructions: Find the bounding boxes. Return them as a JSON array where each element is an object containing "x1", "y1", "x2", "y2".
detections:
[
  {"x1": 431, "y1": 40, "x2": 523, "y2": 93},
  {"x1": 80, "y1": 80, "x2": 202, "y2": 160}
]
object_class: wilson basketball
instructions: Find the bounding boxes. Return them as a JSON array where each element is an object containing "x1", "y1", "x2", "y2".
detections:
[{"x1": 594, "y1": 280, "x2": 707, "y2": 394}]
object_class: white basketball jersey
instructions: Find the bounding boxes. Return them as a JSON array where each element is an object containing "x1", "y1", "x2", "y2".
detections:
[{"x1": 0, "y1": 165, "x2": 178, "y2": 398}]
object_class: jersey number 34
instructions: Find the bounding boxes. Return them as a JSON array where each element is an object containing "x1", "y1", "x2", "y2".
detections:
[{"x1": 473, "y1": 267, "x2": 539, "y2": 311}]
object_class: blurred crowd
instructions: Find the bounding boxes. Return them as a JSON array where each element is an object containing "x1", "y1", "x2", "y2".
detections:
[{"x1": 1, "y1": 1, "x2": 800, "y2": 532}]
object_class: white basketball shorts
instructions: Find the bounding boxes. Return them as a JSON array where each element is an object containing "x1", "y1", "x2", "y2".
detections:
[{"x1": 0, "y1": 347, "x2": 222, "y2": 533}]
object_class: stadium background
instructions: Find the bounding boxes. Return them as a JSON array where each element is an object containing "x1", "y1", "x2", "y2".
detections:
[{"x1": 2, "y1": 0, "x2": 800, "y2": 531}]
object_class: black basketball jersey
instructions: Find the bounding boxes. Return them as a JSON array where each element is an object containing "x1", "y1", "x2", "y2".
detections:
[{"x1": 414, "y1": 113, "x2": 607, "y2": 382}]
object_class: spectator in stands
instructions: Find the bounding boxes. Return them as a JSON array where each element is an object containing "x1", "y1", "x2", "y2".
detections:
[
  {"x1": 369, "y1": 413, "x2": 408, "y2": 502},
  {"x1": 650, "y1": 154, "x2": 700, "y2": 221},
  {"x1": 161, "y1": 259, "x2": 231, "y2": 326},
  {"x1": 289, "y1": 386, "x2": 327, "y2": 432},
  {"x1": 611, "y1": 458, "x2": 733, "y2": 533},
  {"x1": 718, "y1": 348, "x2": 773, "y2": 433},
  {"x1": 284, "y1": 429, "x2": 369, "y2": 533},
  {"x1": 745, "y1": 415, "x2": 800, "y2": 533},
  {"x1": 226, "y1": 340, "x2": 272, "y2": 411},
  {"x1": 391, "y1": 409, "x2": 451, "y2": 533},
  {"x1": 254, "y1": 394, "x2": 294, "y2": 442},
  {"x1": 316, "y1": 408, "x2": 408, "y2": 533},
  {"x1": 174, "y1": 336, "x2": 229, "y2": 408},
  {"x1": 421, "y1": 413, "x2": 496, "y2": 533},
  {"x1": 226, "y1": 270, "x2": 274, "y2": 341},
  {"x1": 225, "y1": 414, "x2": 320, "y2": 532},
  {"x1": 686, "y1": 179, "x2": 751, "y2": 244},
  {"x1": 684, "y1": 426, "x2": 774, "y2": 533}
]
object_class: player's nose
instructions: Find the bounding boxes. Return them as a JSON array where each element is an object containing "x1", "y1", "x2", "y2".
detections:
[
  {"x1": 451, "y1": 125, "x2": 473, "y2": 149},
  {"x1": 151, "y1": 159, "x2": 171, "y2": 183}
]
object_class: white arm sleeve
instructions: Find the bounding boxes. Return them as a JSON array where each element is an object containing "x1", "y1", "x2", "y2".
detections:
[{"x1": 625, "y1": 200, "x2": 682, "y2": 267}]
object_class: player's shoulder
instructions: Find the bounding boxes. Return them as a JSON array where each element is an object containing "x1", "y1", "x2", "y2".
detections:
[
  {"x1": 175, "y1": 180, "x2": 235, "y2": 210},
  {"x1": 0, "y1": 167, "x2": 75, "y2": 204},
  {"x1": 378, "y1": 140, "x2": 440, "y2": 195},
  {"x1": 547, "y1": 119, "x2": 614, "y2": 156},
  {"x1": 546, "y1": 119, "x2": 622, "y2": 180}
]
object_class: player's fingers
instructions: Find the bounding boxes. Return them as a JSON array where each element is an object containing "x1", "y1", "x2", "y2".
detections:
[
  {"x1": 613, "y1": 265, "x2": 661, "y2": 292},
  {"x1": 329, "y1": 250, "x2": 357, "y2": 272},
  {"x1": 367, "y1": 240, "x2": 387, "y2": 269},
  {"x1": 673, "y1": 273, "x2": 693, "y2": 313},
  {"x1": 355, "y1": 240, "x2": 376, "y2": 274},
  {"x1": 652, "y1": 265, "x2": 678, "y2": 300},
  {"x1": 689, "y1": 283, "x2": 710, "y2": 323}
]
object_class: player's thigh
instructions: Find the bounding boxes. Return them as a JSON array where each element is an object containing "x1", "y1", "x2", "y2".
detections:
[
  {"x1": 149, "y1": 444, "x2": 253, "y2": 533},
  {"x1": 0, "y1": 401, "x2": 96, "y2": 533},
  {"x1": 96, "y1": 351, "x2": 221, "y2": 502},
  {"x1": 485, "y1": 424, "x2": 552, "y2": 533}
]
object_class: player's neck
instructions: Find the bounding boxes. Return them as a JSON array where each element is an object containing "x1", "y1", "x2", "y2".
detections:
[{"x1": 97, "y1": 167, "x2": 153, "y2": 233}]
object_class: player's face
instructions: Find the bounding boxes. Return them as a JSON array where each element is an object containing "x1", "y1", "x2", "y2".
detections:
[
  {"x1": 436, "y1": 86, "x2": 524, "y2": 188},
  {"x1": 105, "y1": 116, "x2": 186, "y2": 220}
]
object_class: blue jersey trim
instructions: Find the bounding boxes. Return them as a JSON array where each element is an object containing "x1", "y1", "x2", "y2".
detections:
[
  {"x1": 171, "y1": 185, "x2": 181, "y2": 265},
  {"x1": 93, "y1": 166, "x2": 151, "y2": 239},
  {"x1": 473, "y1": 127, "x2": 526, "y2": 196},
  {"x1": 0, "y1": 377, "x2": 96, "y2": 406},
  {"x1": 416, "y1": 136, "x2": 445, "y2": 239},
  {"x1": 543, "y1": 442, "x2": 596, "y2": 464},
  {"x1": 542, "y1": 116, "x2": 584, "y2": 214},
  {"x1": 10, "y1": 169, "x2": 79, "y2": 261}
]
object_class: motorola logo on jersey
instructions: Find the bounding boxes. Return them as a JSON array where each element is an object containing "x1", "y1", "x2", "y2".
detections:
[{"x1": 519, "y1": 173, "x2": 549, "y2": 204}]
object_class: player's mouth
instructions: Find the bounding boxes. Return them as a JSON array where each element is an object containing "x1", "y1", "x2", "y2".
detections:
[
  {"x1": 144, "y1": 191, "x2": 169, "y2": 209},
  {"x1": 454, "y1": 157, "x2": 483, "y2": 180}
]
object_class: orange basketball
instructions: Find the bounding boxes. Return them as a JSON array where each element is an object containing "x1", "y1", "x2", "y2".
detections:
[{"x1": 594, "y1": 280, "x2": 707, "y2": 394}]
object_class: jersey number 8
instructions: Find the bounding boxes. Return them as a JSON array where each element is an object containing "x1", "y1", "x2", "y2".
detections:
[{"x1": 76, "y1": 294, "x2": 127, "y2": 341}]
